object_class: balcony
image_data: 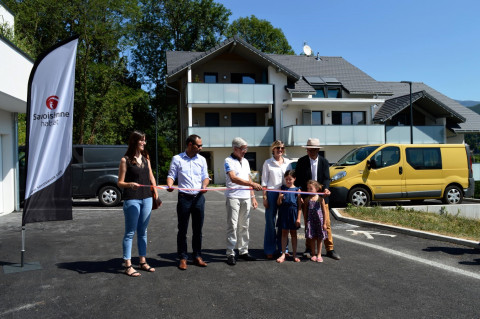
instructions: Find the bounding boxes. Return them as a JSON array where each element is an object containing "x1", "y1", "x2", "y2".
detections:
[
  {"x1": 187, "y1": 83, "x2": 273, "y2": 105},
  {"x1": 385, "y1": 126, "x2": 445, "y2": 144},
  {"x1": 187, "y1": 126, "x2": 274, "y2": 147},
  {"x1": 282, "y1": 125, "x2": 385, "y2": 146}
]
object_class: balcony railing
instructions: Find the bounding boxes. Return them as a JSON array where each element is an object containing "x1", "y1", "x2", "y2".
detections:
[
  {"x1": 385, "y1": 126, "x2": 445, "y2": 144},
  {"x1": 282, "y1": 125, "x2": 385, "y2": 146},
  {"x1": 187, "y1": 83, "x2": 274, "y2": 104},
  {"x1": 188, "y1": 126, "x2": 274, "y2": 147}
]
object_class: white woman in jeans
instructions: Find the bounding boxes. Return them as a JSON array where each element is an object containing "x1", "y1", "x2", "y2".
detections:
[
  {"x1": 261, "y1": 140, "x2": 291, "y2": 259},
  {"x1": 118, "y1": 130, "x2": 159, "y2": 277}
]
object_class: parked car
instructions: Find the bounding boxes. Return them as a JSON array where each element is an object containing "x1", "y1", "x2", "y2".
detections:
[
  {"x1": 329, "y1": 144, "x2": 475, "y2": 207},
  {"x1": 20, "y1": 145, "x2": 127, "y2": 206}
]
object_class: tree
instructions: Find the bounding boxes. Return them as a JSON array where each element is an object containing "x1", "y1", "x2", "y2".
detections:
[
  {"x1": 4, "y1": 0, "x2": 150, "y2": 145},
  {"x1": 225, "y1": 15, "x2": 294, "y2": 55},
  {"x1": 130, "y1": 0, "x2": 231, "y2": 178}
]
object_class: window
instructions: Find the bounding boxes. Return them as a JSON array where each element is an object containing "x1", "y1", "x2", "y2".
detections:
[
  {"x1": 312, "y1": 111, "x2": 323, "y2": 125},
  {"x1": 302, "y1": 110, "x2": 323, "y2": 125},
  {"x1": 244, "y1": 152, "x2": 257, "y2": 170},
  {"x1": 231, "y1": 113, "x2": 256, "y2": 126},
  {"x1": 312, "y1": 86, "x2": 342, "y2": 98},
  {"x1": 332, "y1": 111, "x2": 366, "y2": 125},
  {"x1": 205, "y1": 113, "x2": 219, "y2": 126},
  {"x1": 406, "y1": 148, "x2": 442, "y2": 170},
  {"x1": 204, "y1": 73, "x2": 218, "y2": 83},
  {"x1": 371, "y1": 146, "x2": 400, "y2": 169},
  {"x1": 231, "y1": 73, "x2": 256, "y2": 84}
]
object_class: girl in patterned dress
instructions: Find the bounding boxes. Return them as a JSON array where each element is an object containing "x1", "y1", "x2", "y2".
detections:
[
  {"x1": 302, "y1": 180, "x2": 328, "y2": 262},
  {"x1": 276, "y1": 170, "x2": 302, "y2": 263}
]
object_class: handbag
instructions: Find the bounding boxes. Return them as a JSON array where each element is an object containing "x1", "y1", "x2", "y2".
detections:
[{"x1": 151, "y1": 187, "x2": 162, "y2": 210}]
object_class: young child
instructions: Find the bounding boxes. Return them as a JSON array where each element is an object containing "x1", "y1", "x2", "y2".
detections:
[
  {"x1": 302, "y1": 180, "x2": 328, "y2": 262},
  {"x1": 276, "y1": 170, "x2": 302, "y2": 263}
]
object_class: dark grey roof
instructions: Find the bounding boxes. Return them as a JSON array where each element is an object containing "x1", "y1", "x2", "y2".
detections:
[
  {"x1": 376, "y1": 82, "x2": 480, "y2": 132},
  {"x1": 166, "y1": 37, "x2": 300, "y2": 82},
  {"x1": 287, "y1": 77, "x2": 316, "y2": 94},
  {"x1": 267, "y1": 54, "x2": 393, "y2": 95},
  {"x1": 166, "y1": 37, "x2": 392, "y2": 96}
]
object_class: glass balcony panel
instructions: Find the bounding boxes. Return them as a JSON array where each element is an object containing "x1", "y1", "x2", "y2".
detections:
[
  {"x1": 187, "y1": 83, "x2": 273, "y2": 104},
  {"x1": 283, "y1": 125, "x2": 385, "y2": 146},
  {"x1": 187, "y1": 126, "x2": 273, "y2": 147},
  {"x1": 386, "y1": 126, "x2": 444, "y2": 144}
]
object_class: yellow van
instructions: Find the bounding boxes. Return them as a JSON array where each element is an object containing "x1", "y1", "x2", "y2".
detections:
[{"x1": 329, "y1": 144, "x2": 474, "y2": 206}]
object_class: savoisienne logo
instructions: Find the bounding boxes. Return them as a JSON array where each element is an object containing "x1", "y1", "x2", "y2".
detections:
[
  {"x1": 46, "y1": 95, "x2": 59, "y2": 110},
  {"x1": 33, "y1": 95, "x2": 70, "y2": 121}
]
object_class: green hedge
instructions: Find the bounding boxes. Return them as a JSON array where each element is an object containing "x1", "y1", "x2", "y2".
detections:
[{"x1": 476, "y1": 181, "x2": 480, "y2": 198}]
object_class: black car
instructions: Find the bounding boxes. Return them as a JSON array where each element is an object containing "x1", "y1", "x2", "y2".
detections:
[{"x1": 20, "y1": 145, "x2": 127, "y2": 206}]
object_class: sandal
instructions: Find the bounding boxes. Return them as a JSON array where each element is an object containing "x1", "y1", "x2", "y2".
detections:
[
  {"x1": 294, "y1": 257, "x2": 301, "y2": 263},
  {"x1": 316, "y1": 256, "x2": 323, "y2": 263},
  {"x1": 125, "y1": 265, "x2": 141, "y2": 277},
  {"x1": 310, "y1": 256, "x2": 318, "y2": 262},
  {"x1": 139, "y1": 262, "x2": 155, "y2": 272},
  {"x1": 276, "y1": 255, "x2": 285, "y2": 263}
]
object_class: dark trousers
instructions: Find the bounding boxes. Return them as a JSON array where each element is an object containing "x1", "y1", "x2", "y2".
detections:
[{"x1": 177, "y1": 192, "x2": 205, "y2": 260}]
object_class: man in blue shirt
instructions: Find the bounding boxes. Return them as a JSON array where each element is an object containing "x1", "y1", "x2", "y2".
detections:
[{"x1": 167, "y1": 134, "x2": 210, "y2": 270}]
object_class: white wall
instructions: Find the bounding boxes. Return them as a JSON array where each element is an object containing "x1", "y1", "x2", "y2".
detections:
[
  {"x1": 267, "y1": 66, "x2": 289, "y2": 140},
  {"x1": 0, "y1": 4, "x2": 14, "y2": 31},
  {"x1": 0, "y1": 109, "x2": 16, "y2": 214}
]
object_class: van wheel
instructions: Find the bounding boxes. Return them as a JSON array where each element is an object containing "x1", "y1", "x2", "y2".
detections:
[
  {"x1": 442, "y1": 185, "x2": 463, "y2": 204},
  {"x1": 348, "y1": 187, "x2": 370, "y2": 207},
  {"x1": 99, "y1": 186, "x2": 122, "y2": 207}
]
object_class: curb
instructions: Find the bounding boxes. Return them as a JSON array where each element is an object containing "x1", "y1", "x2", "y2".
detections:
[{"x1": 331, "y1": 208, "x2": 480, "y2": 249}]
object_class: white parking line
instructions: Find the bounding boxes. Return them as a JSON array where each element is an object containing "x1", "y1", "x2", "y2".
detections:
[{"x1": 335, "y1": 234, "x2": 480, "y2": 280}]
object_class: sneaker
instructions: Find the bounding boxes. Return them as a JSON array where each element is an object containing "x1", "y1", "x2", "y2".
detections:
[
  {"x1": 238, "y1": 253, "x2": 256, "y2": 261},
  {"x1": 326, "y1": 250, "x2": 340, "y2": 260},
  {"x1": 227, "y1": 255, "x2": 236, "y2": 266}
]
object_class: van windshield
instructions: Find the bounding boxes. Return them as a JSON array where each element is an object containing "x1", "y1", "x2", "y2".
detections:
[{"x1": 334, "y1": 146, "x2": 379, "y2": 166}]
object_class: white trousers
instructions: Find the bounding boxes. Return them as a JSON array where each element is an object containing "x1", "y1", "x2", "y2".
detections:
[{"x1": 226, "y1": 197, "x2": 251, "y2": 256}]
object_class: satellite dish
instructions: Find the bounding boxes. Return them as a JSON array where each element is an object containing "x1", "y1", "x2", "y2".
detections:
[{"x1": 303, "y1": 44, "x2": 312, "y2": 56}]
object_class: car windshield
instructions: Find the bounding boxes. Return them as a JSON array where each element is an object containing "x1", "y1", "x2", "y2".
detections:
[{"x1": 334, "y1": 146, "x2": 379, "y2": 166}]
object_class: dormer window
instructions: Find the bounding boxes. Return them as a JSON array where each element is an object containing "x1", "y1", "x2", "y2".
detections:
[{"x1": 304, "y1": 76, "x2": 342, "y2": 98}]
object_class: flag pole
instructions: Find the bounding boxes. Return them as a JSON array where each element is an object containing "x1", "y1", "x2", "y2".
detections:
[{"x1": 21, "y1": 226, "x2": 26, "y2": 267}]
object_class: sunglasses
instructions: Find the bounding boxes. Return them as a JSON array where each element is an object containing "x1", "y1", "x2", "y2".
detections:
[{"x1": 274, "y1": 146, "x2": 285, "y2": 150}]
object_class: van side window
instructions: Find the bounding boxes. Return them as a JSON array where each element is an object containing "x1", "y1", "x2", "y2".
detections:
[
  {"x1": 371, "y1": 146, "x2": 400, "y2": 169},
  {"x1": 406, "y1": 148, "x2": 442, "y2": 170}
]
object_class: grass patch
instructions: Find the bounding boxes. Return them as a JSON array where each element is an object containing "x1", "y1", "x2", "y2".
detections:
[{"x1": 343, "y1": 204, "x2": 480, "y2": 241}]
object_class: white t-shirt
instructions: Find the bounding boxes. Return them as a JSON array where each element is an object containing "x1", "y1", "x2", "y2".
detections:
[
  {"x1": 224, "y1": 154, "x2": 251, "y2": 199},
  {"x1": 261, "y1": 156, "x2": 291, "y2": 189}
]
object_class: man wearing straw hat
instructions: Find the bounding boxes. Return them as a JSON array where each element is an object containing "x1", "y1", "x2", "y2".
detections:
[{"x1": 294, "y1": 138, "x2": 340, "y2": 260}]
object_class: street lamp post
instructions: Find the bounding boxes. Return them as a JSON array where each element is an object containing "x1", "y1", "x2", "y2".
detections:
[{"x1": 401, "y1": 81, "x2": 413, "y2": 144}]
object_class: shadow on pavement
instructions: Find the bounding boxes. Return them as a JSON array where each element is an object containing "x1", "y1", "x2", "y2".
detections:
[{"x1": 423, "y1": 246, "x2": 480, "y2": 266}]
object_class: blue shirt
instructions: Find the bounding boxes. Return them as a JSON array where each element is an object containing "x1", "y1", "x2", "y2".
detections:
[{"x1": 167, "y1": 152, "x2": 209, "y2": 195}]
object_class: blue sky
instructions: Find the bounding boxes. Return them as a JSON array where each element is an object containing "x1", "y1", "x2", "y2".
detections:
[{"x1": 216, "y1": 0, "x2": 480, "y2": 102}]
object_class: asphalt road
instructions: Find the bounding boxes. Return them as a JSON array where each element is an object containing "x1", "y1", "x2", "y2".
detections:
[{"x1": 1, "y1": 190, "x2": 479, "y2": 318}]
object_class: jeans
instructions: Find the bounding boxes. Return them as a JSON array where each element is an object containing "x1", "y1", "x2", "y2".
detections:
[
  {"x1": 177, "y1": 192, "x2": 205, "y2": 260},
  {"x1": 264, "y1": 191, "x2": 280, "y2": 255},
  {"x1": 226, "y1": 197, "x2": 251, "y2": 256},
  {"x1": 122, "y1": 197, "x2": 153, "y2": 260}
]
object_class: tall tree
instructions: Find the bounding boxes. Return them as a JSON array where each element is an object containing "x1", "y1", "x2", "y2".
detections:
[
  {"x1": 225, "y1": 15, "x2": 294, "y2": 55},
  {"x1": 4, "y1": 0, "x2": 150, "y2": 145},
  {"x1": 130, "y1": 0, "x2": 231, "y2": 177}
]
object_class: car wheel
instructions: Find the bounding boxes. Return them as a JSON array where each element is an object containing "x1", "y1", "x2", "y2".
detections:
[
  {"x1": 348, "y1": 187, "x2": 370, "y2": 207},
  {"x1": 442, "y1": 185, "x2": 463, "y2": 204},
  {"x1": 98, "y1": 185, "x2": 122, "y2": 207}
]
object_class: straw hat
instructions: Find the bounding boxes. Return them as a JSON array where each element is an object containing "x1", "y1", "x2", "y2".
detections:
[{"x1": 302, "y1": 138, "x2": 323, "y2": 149}]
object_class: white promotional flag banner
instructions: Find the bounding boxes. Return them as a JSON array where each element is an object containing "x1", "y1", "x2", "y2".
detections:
[{"x1": 23, "y1": 37, "x2": 78, "y2": 225}]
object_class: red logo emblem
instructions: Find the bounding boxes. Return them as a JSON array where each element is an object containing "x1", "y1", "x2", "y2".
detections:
[{"x1": 46, "y1": 96, "x2": 59, "y2": 110}]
